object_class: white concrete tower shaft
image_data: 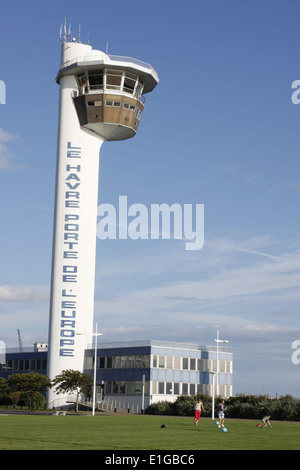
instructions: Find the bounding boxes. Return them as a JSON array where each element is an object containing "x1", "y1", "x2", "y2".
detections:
[
  {"x1": 47, "y1": 39, "x2": 158, "y2": 408},
  {"x1": 47, "y1": 42, "x2": 103, "y2": 408}
]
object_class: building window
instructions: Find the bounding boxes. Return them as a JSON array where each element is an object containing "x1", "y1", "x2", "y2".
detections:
[
  {"x1": 158, "y1": 356, "x2": 165, "y2": 368},
  {"x1": 127, "y1": 355, "x2": 134, "y2": 368},
  {"x1": 135, "y1": 355, "x2": 142, "y2": 368},
  {"x1": 85, "y1": 357, "x2": 92, "y2": 369},
  {"x1": 182, "y1": 358, "x2": 189, "y2": 370},
  {"x1": 135, "y1": 81, "x2": 144, "y2": 98},
  {"x1": 182, "y1": 383, "x2": 188, "y2": 395},
  {"x1": 135, "y1": 108, "x2": 142, "y2": 120},
  {"x1": 190, "y1": 384, "x2": 196, "y2": 395},
  {"x1": 120, "y1": 356, "x2": 127, "y2": 368},
  {"x1": 174, "y1": 357, "x2": 181, "y2": 369},
  {"x1": 142, "y1": 355, "x2": 149, "y2": 368},
  {"x1": 166, "y1": 356, "x2": 173, "y2": 369},
  {"x1": 174, "y1": 383, "x2": 180, "y2": 395},
  {"x1": 76, "y1": 69, "x2": 144, "y2": 102},
  {"x1": 152, "y1": 381, "x2": 157, "y2": 394},
  {"x1": 158, "y1": 382, "x2": 165, "y2": 394},
  {"x1": 88, "y1": 71, "x2": 103, "y2": 90},
  {"x1": 134, "y1": 381, "x2": 141, "y2": 394},
  {"x1": 152, "y1": 355, "x2": 157, "y2": 367},
  {"x1": 124, "y1": 73, "x2": 137, "y2": 94},
  {"x1": 166, "y1": 383, "x2": 172, "y2": 394},
  {"x1": 124, "y1": 103, "x2": 135, "y2": 111},
  {"x1": 99, "y1": 357, "x2": 105, "y2": 369},
  {"x1": 106, "y1": 357, "x2": 113, "y2": 368},
  {"x1": 106, "y1": 69, "x2": 122, "y2": 90},
  {"x1": 190, "y1": 358, "x2": 196, "y2": 370},
  {"x1": 77, "y1": 73, "x2": 87, "y2": 87},
  {"x1": 105, "y1": 100, "x2": 121, "y2": 107},
  {"x1": 113, "y1": 356, "x2": 120, "y2": 368}
]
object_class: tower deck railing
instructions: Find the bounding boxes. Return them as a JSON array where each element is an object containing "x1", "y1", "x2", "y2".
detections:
[{"x1": 62, "y1": 53, "x2": 158, "y2": 78}]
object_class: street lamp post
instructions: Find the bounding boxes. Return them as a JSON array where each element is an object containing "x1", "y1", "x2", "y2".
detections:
[
  {"x1": 210, "y1": 372, "x2": 216, "y2": 420},
  {"x1": 214, "y1": 330, "x2": 229, "y2": 397},
  {"x1": 92, "y1": 323, "x2": 103, "y2": 416},
  {"x1": 141, "y1": 374, "x2": 145, "y2": 414}
]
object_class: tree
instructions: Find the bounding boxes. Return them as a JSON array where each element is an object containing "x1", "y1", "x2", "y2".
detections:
[
  {"x1": 52, "y1": 370, "x2": 92, "y2": 412},
  {"x1": 0, "y1": 377, "x2": 9, "y2": 398},
  {"x1": 9, "y1": 391, "x2": 21, "y2": 408},
  {"x1": 7, "y1": 373, "x2": 51, "y2": 410}
]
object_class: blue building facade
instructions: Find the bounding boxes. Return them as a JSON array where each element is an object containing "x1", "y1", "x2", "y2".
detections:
[
  {"x1": 1, "y1": 340, "x2": 233, "y2": 410},
  {"x1": 84, "y1": 340, "x2": 233, "y2": 410},
  {"x1": 0, "y1": 343, "x2": 48, "y2": 379}
]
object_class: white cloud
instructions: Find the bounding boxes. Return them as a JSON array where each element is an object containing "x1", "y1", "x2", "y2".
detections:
[
  {"x1": 205, "y1": 235, "x2": 285, "y2": 261},
  {"x1": 0, "y1": 128, "x2": 23, "y2": 170},
  {"x1": 0, "y1": 285, "x2": 49, "y2": 302},
  {"x1": 98, "y1": 243, "x2": 300, "y2": 303},
  {"x1": 93, "y1": 234, "x2": 300, "y2": 342}
]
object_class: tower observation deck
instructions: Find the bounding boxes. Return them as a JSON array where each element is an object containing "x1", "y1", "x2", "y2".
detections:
[{"x1": 56, "y1": 43, "x2": 159, "y2": 141}]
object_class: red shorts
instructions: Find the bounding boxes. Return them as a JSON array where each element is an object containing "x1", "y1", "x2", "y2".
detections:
[{"x1": 195, "y1": 410, "x2": 201, "y2": 420}]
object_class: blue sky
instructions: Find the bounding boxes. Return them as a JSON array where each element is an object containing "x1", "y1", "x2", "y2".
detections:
[{"x1": 1, "y1": 0, "x2": 300, "y2": 396}]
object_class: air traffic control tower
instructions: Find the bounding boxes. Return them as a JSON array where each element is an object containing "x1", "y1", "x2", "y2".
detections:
[{"x1": 47, "y1": 30, "x2": 158, "y2": 408}]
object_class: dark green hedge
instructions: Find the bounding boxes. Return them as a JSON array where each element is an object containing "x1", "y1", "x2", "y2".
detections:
[{"x1": 145, "y1": 393, "x2": 300, "y2": 421}]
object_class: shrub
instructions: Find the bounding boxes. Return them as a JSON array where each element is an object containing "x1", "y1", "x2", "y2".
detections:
[
  {"x1": 145, "y1": 401, "x2": 173, "y2": 415},
  {"x1": 145, "y1": 393, "x2": 300, "y2": 421},
  {"x1": 174, "y1": 395, "x2": 195, "y2": 416}
]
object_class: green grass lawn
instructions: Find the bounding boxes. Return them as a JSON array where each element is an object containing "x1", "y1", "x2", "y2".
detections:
[{"x1": 0, "y1": 413, "x2": 299, "y2": 450}]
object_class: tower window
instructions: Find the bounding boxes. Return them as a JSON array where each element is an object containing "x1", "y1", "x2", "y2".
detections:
[
  {"x1": 77, "y1": 74, "x2": 87, "y2": 87},
  {"x1": 124, "y1": 75, "x2": 136, "y2": 94},
  {"x1": 88, "y1": 71, "x2": 103, "y2": 90},
  {"x1": 106, "y1": 69, "x2": 123, "y2": 90},
  {"x1": 136, "y1": 81, "x2": 144, "y2": 97},
  {"x1": 105, "y1": 100, "x2": 121, "y2": 107},
  {"x1": 78, "y1": 69, "x2": 145, "y2": 103},
  {"x1": 124, "y1": 103, "x2": 135, "y2": 111},
  {"x1": 135, "y1": 108, "x2": 142, "y2": 120}
]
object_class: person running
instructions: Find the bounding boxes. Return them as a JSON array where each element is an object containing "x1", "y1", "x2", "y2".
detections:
[
  {"x1": 217, "y1": 399, "x2": 227, "y2": 428},
  {"x1": 260, "y1": 405, "x2": 272, "y2": 428},
  {"x1": 194, "y1": 398, "x2": 205, "y2": 425}
]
